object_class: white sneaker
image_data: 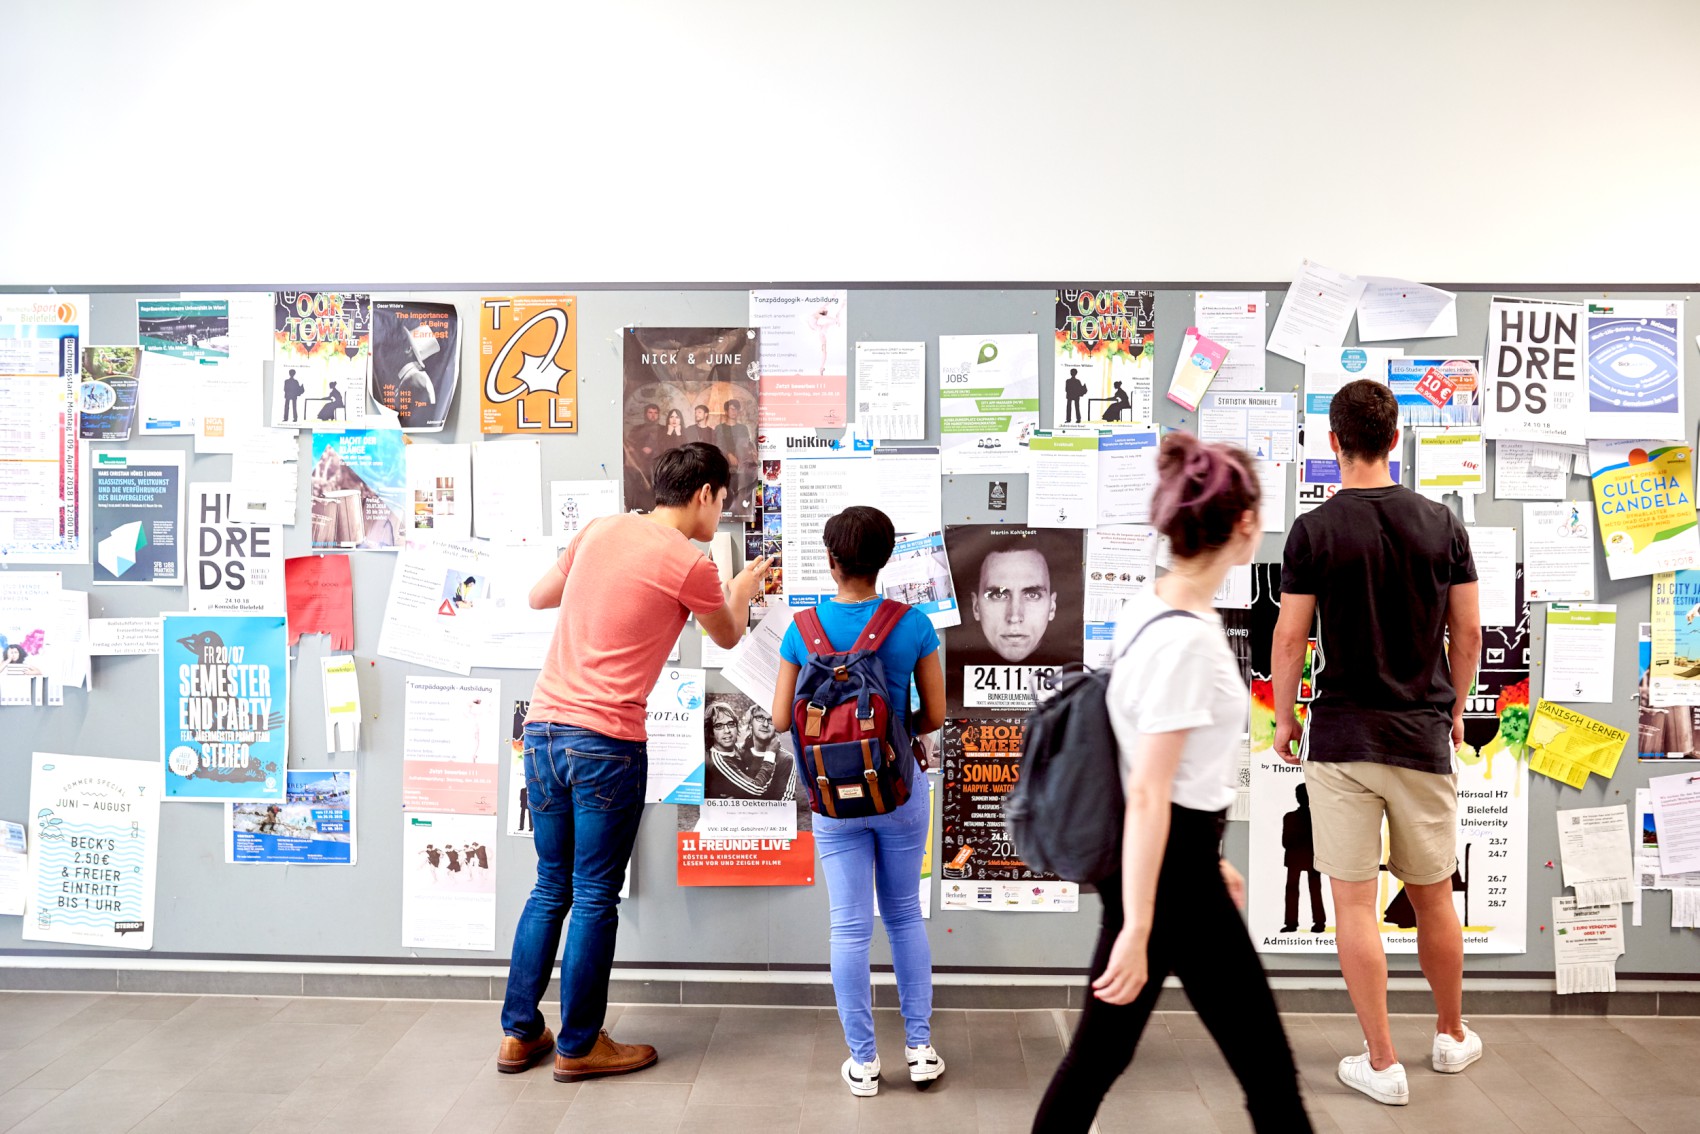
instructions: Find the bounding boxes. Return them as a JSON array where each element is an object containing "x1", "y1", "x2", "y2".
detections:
[
  {"x1": 905, "y1": 1043, "x2": 945, "y2": 1089},
  {"x1": 1337, "y1": 1048, "x2": 1409, "y2": 1105},
  {"x1": 1432, "y1": 1023, "x2": 1483, "y2": 1073},
  {"x1": 841, "y1": 1054, "x2": 880, "y2": 1097}
]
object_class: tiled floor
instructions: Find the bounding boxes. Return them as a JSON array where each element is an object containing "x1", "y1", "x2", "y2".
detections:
[{"x1": 0, "y1": 992, "x2": 1696, "y2": 1133}]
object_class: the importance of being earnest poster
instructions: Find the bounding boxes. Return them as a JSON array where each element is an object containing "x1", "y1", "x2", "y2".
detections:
[{"x1": 160, "y1": 614, "x2": 287, "y2": 803}]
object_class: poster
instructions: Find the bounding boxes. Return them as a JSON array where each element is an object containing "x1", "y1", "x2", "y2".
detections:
[
  {"x1": 1386, "y1": 357, "x2": 1482, "y2": 426},
  {"x1": 1585, "y1": 299, "x2": 1683, "y2": 440},
  {"x1": 479, "y1": 294, "x2": 577, "y2": 434},
  {"x1": 371, "y1": 300, "x2": 460, "y2": 431},
  {"x1": 1648, "y1": 572, "x2": 1700, "y2": 710},
  {"x1": 879, "y1": 532, "x2": 960, "y2": 629},
  {"x1": 79, "y1": 346, "x2": 140, "y2": 441},
  {"x1": 376, "y1": 536, "x2": 492, "y2": 675},
  {"x1": 24, "y1": 752, "x2": 161, "y2": 951},
  {"x1": 1, "y1": 294, "x2": 84, "y2": 564},
  {"x1": 226, "y1": 770, "x2": 355, "y2": 865},
  {"x1": 0, "y1": 571, "x2": 67, "y2": 707},
  {"x1": 1481, "y1": 296, "x2": 1585, "y2": 444},
  {"x1": 402, "y1": 677, "x2": 500, "y2": 815},
  {"x1": 748, "y1": 290, "x2": 847, "y2": 428},
  {"x1": 309, "y1": 428, "x2": 407, "y2": 551},
  {"x1": 1587, "y1": 441, "x2": 1700, "y2": 580},
  {"x1": 622, "y1": 325, "x2": 760, "y2": 520},
  {"x1": 937, "y1": 718, "x2": 1078, "y2": 912},
  {"x1": 271, "y1": 291, "x2": 371, "y2": 427},
  {"x1": 508, "y1": 701, "x2": 532, "y2": 837},
  {"x1": 940, "y1": 333, "x2": 1040, "y2": 474},
  {"x1": 90, "y1": 449, "x2": 184, "y2": 586},
  {"x1": 1053, "y1": 288, "x2": 1155, "y2": 426},
  {"x1": 942, "y1": 525, "x2": 1084, "y2": 713},
  {"x1": 405, "y1": 441, "x2": 471, "y2": 538},
  {"x1": 1194, "y1": 291, "x2": 1266, "y2": 392},
  {"x1": 402, "y1": 812, "x2": 497, "y2": 951},
  {"x1": 137, "y1": 298, "x2": 228, "y2": 360},
  {"x1": 645, "y1": 667, "x2": 707, "y2": 804},
  {"x1": 160, "y1": 613, "x2": 287, "y2": 803},
  {"x1": 1302, "y1": 348, "x2": 1400, "y2": 486},
  {"x1": 189, "y1": 483, "x2": 283, "y2": 615},
  {"x1": 854, "y1": 340, "x2": 926, "y2": 439}
]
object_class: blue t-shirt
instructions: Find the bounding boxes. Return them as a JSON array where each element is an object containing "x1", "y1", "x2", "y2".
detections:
[{"x1": 779, "y1": 599, "x2": 940, "y2": 721}]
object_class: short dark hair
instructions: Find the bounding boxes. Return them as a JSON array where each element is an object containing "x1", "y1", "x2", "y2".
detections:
[
  {"x1": 652, "y1": 442, "x2": 730, "y2": 507},
  {"x1": 823, "y1": 506, "x2": 896, "y2": 582},
  {"x1": 1329, "y1": 379, "x2": 1399, "y2": 464},
  {"x1": 724, "y1": 399, "x2": 742, "y2": 412}
]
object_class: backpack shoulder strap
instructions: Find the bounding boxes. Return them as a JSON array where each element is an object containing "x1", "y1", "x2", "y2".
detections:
[
  {"x1": 793, "y1": 607, "x2": 837, "y2": 657},
  {"x1": 855, "y1": 599, "x2": 910, "y2": 654},
  {"x1": 1110, "y1": 608, "x2": 1199, "y2": 667}
]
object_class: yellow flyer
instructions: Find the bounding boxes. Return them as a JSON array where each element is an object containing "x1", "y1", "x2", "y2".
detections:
[
  {"x1": 479, "y1": 295, "x2": 578, "y2": 434},
  {"x1": 1526, "y1": 700, "x2": 1630, "y2": 788},
  {"x1": 1588, "y1": 441, "x2": 1700, "y2": 580}
]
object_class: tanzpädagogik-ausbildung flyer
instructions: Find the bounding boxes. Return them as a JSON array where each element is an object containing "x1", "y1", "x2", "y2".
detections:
[{"x1": 160, "y1": 613, "x2": 288, "y2": 803}]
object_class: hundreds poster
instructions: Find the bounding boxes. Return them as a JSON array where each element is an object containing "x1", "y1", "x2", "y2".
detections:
[
  {"x1": 1481, "y1": 296, "x2": 1585, "y2": 444},
  {"x1": 942, "y1": 526, "x2": 1084, "y2": 713},
  {"x1": 1587, "y1": 441, "x2": 1700, "y2": 580},
  {"x1": 24, "y1": 752, "x2": 161, "y2": 950},
  {"x1": 0, "y1": 294, "x2": 84, "y2": 564},
  {"x1": 226, "y1": 770, "x2": 356, "y2": 865},
  {"x1": 479, "y1": 295, "x2": 578, "y2": 434},
  {"x1": 748, "y1": 290, "x2": 847, "y2": 428},
  {"x1": 940, "y1": 334, "x2": 1040, "y2": 474},
  {"x1": 1585, "y1": 300, "x2": 1683, "y2": 441},
  {"x1": 622, "y1": 326, "x2": 760, "y2": 521},
  {"x1": 371, "y1": 300, "x2": 460, "y2": 431},
  {"x1": 90, "y1": 449, "x2": 184, "y2": 586},
  {"x1": 188, "y1": 483, "x2": 282, "y2": 615},
  {"x1": 309, "y1": 429, "x2": 407, "y2": 551},
  {"x1": 160, "y1": 613, "x2": 288, "y2": 803},
  {"x1": 938, "y1": 718, "x2": 1078, "y2": 912},
  {"x1": 271, "y1": 291, "x2": 371, "y2": 427},
  {"x1": 1053, "y1": 289, "x2": 1155, "y2": 427}
]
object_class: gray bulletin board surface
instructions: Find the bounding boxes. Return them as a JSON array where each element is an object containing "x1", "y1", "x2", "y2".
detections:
[{"x1": 3, "y1": 283, "x2": 1696, "y2": 979}]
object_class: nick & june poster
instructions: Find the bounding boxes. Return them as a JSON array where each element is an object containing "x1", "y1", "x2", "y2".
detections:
[{"x1": 159, "y1": 614, "x2": 288, "y2": 803}]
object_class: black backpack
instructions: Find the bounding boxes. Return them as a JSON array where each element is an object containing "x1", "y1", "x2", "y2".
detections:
[{"x1": 1005, "y1": 610, "x2": 1197, "y2": 883}]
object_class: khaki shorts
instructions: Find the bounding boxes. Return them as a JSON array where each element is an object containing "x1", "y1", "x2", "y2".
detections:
[{"x1": 1303, "y1": 760, "x2": 1458, "y2": 885}]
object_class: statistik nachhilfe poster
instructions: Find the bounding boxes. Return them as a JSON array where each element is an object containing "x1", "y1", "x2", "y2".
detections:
[
  {"x1": 942, "y1": 525, "x2": 1084, "y2": 714},
  {"x1": 623, "y1": 326, "x2": 761, "y2": 521},
  {"x1": 24, "y1": 751, "x2": 161, "y2": 950},
  {"x1": 937, "y1": 717, "x2": 1078, "y2": 912},
  {"x1": 309, "y1": 429, "x2": 407, "y2": 550},
  {"x1": 371, "y1": 300, "x2": 460, "y2": 431},
  {"x1": 271, "y1": 291, "x2": 371, "y2": 428},
  {"x1": 1053, "y1": 288, "x2": 1155, "y2": 427},
  {"x1": 479, "y1": 295, "x2": 578, "y2": 434},
  {"x1": 159, "y1": 613, "x2": 287, "y2": 803}
]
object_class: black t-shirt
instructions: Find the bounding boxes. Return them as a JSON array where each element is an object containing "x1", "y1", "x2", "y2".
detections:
[{"x1": 1280, "y1": 485, "x2": 1477, "y2": 773}]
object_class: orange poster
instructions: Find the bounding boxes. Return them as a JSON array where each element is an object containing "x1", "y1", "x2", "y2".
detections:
[{"x1": 479, "y1": 295, "x2": 578, "y2": 433}]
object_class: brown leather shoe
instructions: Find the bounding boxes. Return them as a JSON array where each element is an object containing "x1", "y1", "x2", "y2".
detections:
[
  {"x1": 553, "y1": 1029, "x2": 658, "y2": 1082},
  {"x1": 496, "y1": 1026, "x2": 555, "y2": 1073}
]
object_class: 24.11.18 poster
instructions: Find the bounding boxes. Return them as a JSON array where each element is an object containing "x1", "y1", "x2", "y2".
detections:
[{"x1": 160, "y1": 614, "x2": 288, "y2": 803}]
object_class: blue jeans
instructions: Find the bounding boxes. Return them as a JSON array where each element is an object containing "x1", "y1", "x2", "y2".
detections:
[
  {"x1": 500, "y1": 723, "x2": 645, "y2": 1056},
  {"x1": 814, "y1": 774, "x2": 933, "y2": 1062}
]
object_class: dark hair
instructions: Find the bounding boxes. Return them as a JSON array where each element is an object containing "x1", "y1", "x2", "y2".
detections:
[
  {"x1": 1329, "y1": 379, "x2": 1399, "y2": 463},
  {"x1": 725, "y1": 398, "x2": 742, "y2": 412},
  {"x1": 694, "y1": 403, "x2": 709, "y2": 414},
  {"x1": 1150, "y1": 432, "x2": 1260, "y2": 558},
  {"x1": 652, "y1": 442, "x2": 730, "y2": 507},
  {"x1": 823, "y1": 505, "x2": 896, "y2": 582}
]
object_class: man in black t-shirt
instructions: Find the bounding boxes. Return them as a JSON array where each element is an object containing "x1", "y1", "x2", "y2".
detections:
[{"x1": 1271, "y1": 379, "x2": 1483, "y2": 1105}]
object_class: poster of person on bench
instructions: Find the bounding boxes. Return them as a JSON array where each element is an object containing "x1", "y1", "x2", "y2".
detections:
[{"x1": 271, "y1": 290, "x2": 371, "y2": 428}]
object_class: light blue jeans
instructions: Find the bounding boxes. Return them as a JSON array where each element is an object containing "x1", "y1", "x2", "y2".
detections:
[{"x1": 814, "y1": 774, "x2": 933, "y2": 1062}]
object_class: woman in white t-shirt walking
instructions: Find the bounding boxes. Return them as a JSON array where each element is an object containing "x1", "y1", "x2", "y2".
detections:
[{"x1": 1033, "y1": 433, "x2": 1311, "y2": 1132}]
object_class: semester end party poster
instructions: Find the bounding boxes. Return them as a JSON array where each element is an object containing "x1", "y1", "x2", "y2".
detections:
[{"x1": 160, "y1": 614, "x2": 287, "y2": 803}]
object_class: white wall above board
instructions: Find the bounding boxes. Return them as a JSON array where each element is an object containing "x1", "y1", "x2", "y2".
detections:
[{"x1": 4, "y1": 1, "x2": 1699, "y2": 286}]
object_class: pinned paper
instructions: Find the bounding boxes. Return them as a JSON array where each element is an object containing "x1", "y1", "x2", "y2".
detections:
[
  {"x1": 1558, "y1": 805, "x2": 1632, "y2": 906},
  {"x1": 285, "y1": 555, "x2": 355, "y2": 650},
  {"x1": 1526, "y1": 700, "x2": 1629, "y2": 788},
  {"x1": 1552, "y1": 896, "x2": 1623, "y2": 994},
  {"x1": 321, "y1": 654, "x2": 362, "y2": 752}
]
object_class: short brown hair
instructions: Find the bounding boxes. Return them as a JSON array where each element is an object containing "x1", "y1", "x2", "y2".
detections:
[{"x1": 1329, "y1": 380, "x2": 1399, "y2": 464}]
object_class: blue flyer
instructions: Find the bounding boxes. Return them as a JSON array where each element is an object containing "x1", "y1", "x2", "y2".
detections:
[
  {"x1": 227, "y1": 770, "x2": 356, "y2": 864},
  {"x1": 160, "y1": 613, "x2": 288, "y2": 802},
  {"x1": 309, "y1": 428, "x2": 407, "y2": 550}
]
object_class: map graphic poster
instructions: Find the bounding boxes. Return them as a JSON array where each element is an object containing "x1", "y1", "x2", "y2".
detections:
[
  {"x1": 1053, "y1": 288, "x2": 1155, "y2": 427},
  {"x1": 90, "y1": 449, "x2": 184, "y2": 586},
  {"x1": 1586, "y1": 299, "x2": 1683, "y2": 440},
  {"x1": 160, "y1": 613, "x2": 287, "y2": 803},
  {"x1": 480, "y1": 295, "x2": 577, "y2": 434},
  {"x1": 271, "y1": 291, "x2": 371, "y2": 428}
]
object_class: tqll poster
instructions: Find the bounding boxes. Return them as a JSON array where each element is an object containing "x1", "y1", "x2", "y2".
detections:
[
  {"x1": 271, "y1": 291, "x2": 371, "y2": 428},
  {"x1": 25, "y1": 752, "x2": 161, "y2": 950},
  {"x1": 1053, "y1": 288, "x2": 1155, "y2": 427},
  {"x1": 480, "y1": 295, "x2": 577, "y2": 434},
  {"x1": 160, "y1": 614, "x2": 287, "y2": 803},
  {"x1": 371, "y1": 300, "x2": 460, "y2": 431}
]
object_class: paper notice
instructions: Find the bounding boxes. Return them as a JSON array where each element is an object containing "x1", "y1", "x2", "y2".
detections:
[
  {"x1": 1552, "y1": 896, "x2": 1623, "y2": 994},
  {"x1": 1267, "y1": 261, "x2": 1366, "y2": 364},
  {"x1": 1558, "y1": 805, "x2": 1632, "y2": 906}
]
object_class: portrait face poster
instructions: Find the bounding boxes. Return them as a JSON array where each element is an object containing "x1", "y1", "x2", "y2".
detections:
[
  {"x1": 942, "y1": 525, "x2": 1085, "y2": 714},
  {"x1": 479, "y1": 295, "x2": 578, "y2": 434},
  {"x1": 25, "y1": 751, "x2": 162, "y2": 950},
  {"x1": 371, "y1": 300, "x2": 460, "y2": 431},
  {"x1": 271, "y1": 291, "x2": 371, "y2": 428},
  {"x1": 622, "y1": 326, "x2": 761, "y2": 522},
  {"x1": 160, "y1": 613, "x2": 288, "y2": 803}
]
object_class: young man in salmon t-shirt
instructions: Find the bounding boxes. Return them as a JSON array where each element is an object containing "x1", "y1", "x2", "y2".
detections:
[{"x1": 498, "y1": 442, "x2": 768, "y2": 1082}]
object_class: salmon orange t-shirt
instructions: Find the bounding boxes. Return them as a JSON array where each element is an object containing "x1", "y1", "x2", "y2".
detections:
[{"x1": 526, "y1": 515, "x2": 724, "y2": 740}]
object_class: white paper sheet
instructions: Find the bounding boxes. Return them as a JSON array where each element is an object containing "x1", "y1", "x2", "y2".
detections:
[
  {"x1": 136, "y1": 354, "x2": 202, "y2": 436},
  {"x1": 50, "y1": 590, "x2": 89, "y2": 690},
  {"x1": 1097, "y1": 426, "x2": 1160, "y2": 525},
  {"x1": 1494, "y1": 439, "x2": 1568, "y2": 500},
  {"x1": 1194, "y1": 291, "x2": 1266, "y2": 391},
  {"x1": 321, "y1": 654, "x2": 361, "y2": 752},
  {"x1": 88, "y1": 617, "x2": 162, "y2": 655},
  {"x1": 871, "y1": 448, "x2": 943, "y2": 537},
  {"x1": 407, "y1": 442, "x2": 473, "y2": 540},
  {"x1": 645, "y1": 667, "x2": 707, "y2": 804},
  {"x1": 854, "y1": 341, "x2": 926, "y2": 440},
  {"x1": 1027, "y1": 433, "x2": 1098, "y2": 528},
  {"x1": 878, "y1": 531, "x2": 960, "y2": 629},
  {"x1": 1199, "y1": 392, "x2": 1298, "y2": 464},
  {"x1": 465, "y1": 543, "x2": 558, "y2": 670},
  {"x1": 1255, "y1": 461, "x2": 1288, "y2": 533},
  {"x1": 1469, "y1": 526, "x2": 1517, "y2": 628},
  {"x1": 1543, "y1": 604, "x2": 1617, "y2": 703},
  {"x1": 1649, "y1": 771, "x2": 1700, "y2": 876},
  {"x1": 548, "y1": 479, "x2": 621, "y2": 549},
  {"x1": 1558, "y1": 804, "x2": 1632, "y2": 906},
  {"x1": 1354, "y1": 278, "x2": 1458, "y2": 341},
  {"x1": 781, "y1": 448, "x2": 867, "y2": 599},
  {"x1": 472, "y1": 440, "x2": 543, "y2": 543},
  {"x1": 192, "y1": 360, "x2": 266, "y2": 455},
  {"x1": 1522, "y1": 502, "x2": 1597, "y2": 601},
  {"x1": 0, "y1": 820, "x2": 24, "y2": 916},
  {"x1": 376, "y1": 537, "x2": 492, "y2": 675},
  {"x1": 1085, "y1": 524, "x2": 1157, "y2": 623},
  {"x1": 1267, "y1": 261, "x2": 1366, "y2": 363},
  {"x1": 721, "y1": 605, "x2": 797, "y2": 715},
  {"x1": 1552, "y1": 896, "x2": 1623, "y2": 994}
]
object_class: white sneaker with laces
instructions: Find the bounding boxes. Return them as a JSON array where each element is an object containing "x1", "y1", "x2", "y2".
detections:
[
  {"x1": 1432, "y1": 1023, "x2": 1483, "y2": 1073},
  {"x1": 1337, "y1": 1048, "x2": 1409, "y2": 1106},
  {"x1": 905, "y1": 1043, "x2": 945, "y2": 1089},
  {"x1": 841, "y1": 1054, "x2": 881, "y2": 1097}
]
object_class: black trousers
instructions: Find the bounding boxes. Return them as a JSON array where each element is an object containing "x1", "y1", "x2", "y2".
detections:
[
  {"x1": 1284, "y1": 864, "x2": 1325, "y2": 928},
  {"x1": 1033, "y1": 805, "x2": 1311, "y2": 1133}
]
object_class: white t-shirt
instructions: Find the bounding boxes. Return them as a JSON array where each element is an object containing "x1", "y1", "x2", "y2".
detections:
[{"x1": 1107, "y1": 591, "x2": 1244, "y2": 813}]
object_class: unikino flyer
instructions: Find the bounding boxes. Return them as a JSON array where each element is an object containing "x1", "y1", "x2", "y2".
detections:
[
  {"x1": 937, "y1": 718, "x2": 1078, "y2": 912},
  {"x1": 24, "y1": 751, "x2": 162, "y2": 950},
  {"x1": 160, "y1": 613, "x2": 288, "y2": 803}
]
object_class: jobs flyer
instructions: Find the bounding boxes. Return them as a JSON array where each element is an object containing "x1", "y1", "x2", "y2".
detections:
[
  {"x1": 938, "y1": 718, "x2": 1078, "y2": 912},
  {"x1": 159, "y1": 614, "x2": 288, "y2": 803}
]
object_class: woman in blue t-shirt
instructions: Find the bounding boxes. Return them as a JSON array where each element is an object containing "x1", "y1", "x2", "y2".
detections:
[{"x1": 773, "y1": 506, "x2": 946, "y2": 1098}]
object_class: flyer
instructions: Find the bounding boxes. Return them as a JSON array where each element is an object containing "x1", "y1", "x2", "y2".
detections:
[
  {"x1": 1522, "y1": 501, "x2": 1596, "y2": 601},
  {"x1": 24, "y1": 752, "x2": 161, "y2": 950},
  {"x1": 1, "y1": 295, "x2": 84, "y2": 565},
  {"x1": 463, "y1": 543, "x2": 558, "y2": 670},
  {"x1": 479, "y1": 295, "x2": 577, "y2": 434},
  {"x1": 1527, "y1": 700, "x2": 1631, "y2": 789},
  {"x1": 188, "y1": 483, "x2": 283, "y2": 615},
  {"x1": 1026, "y1": 433, "x2": 1098, "y2": 528},
  {"x1": 1587, "y1": 441, "x2": 1699, "y2": 580},
  {"x1": 376, "y1": 537, "x2": 492, "y2": 675},
  {"x1": 371, "y1": 300, "x2": 460, "y2": 431},
  {"x1": 1552, "y1": 895, "x2": 1623, "y2": 994},
  {"x1": 137, "y1": 298, "x2": 228, "y2": 361},
  {"x1": 1585, "y1": 299, "x2": 1683, "y2": 440},
  {"x1": 1163, "y1": 328, "x2": 1228, "y2": 412},
  {"x1": 90, "y1": 449, "x2": 184, "y2": 586},
  {"x1": 405, "y1": 441, "x2": 472, "y2": 538},
  {"x1": 507, "y1": 701, "x2": 532, "y2": 837},
  {"x1": 1199, "y1": 392, "x2": 1298, "y2": 464},
  {"x1": 1648, "y1": 571, "x2": 1700, "y2": 709},
  {"x1": 940, "y1": 333, "x2": 1040, "y2": 474},
  {"x1": 878, "y1": 532, "x2": 960, "y2": 630},
  {"x1": 402, "y1": 677, "x2": 500, "y2": 815},
  {"x1": 622, "y1": 326, "x2": 760, "y2": 520},
  {"x1": 226, "y1": 770, "x2": 355, "y2": 865},
  {"x1": 549, "y1": 479, "x2": 621, "y2": 549},
  {"x1": 78, "y1": 346, "x2": 140, "y2": 441},
  {"x1": 271, "y1": 291, "x2": 371, "y2": 428},
  {"x1": 1096, "y1": 427, "x2": 1160, "y2": 525},
  {"x1": 854, "y1": 341, "x2": 926, "y2": 440},
  {"x1": 1302, "y1": 347, "x2": 1400, "y2": 486},
  {"x1": 160, "y1": 613, "x2": 287, "y2": 803},
  {"x1": 1194, "y1": 291, "x2": 1266, "y2": 392},
  {"x1": 1481, "y1": 296, "x2": 1585, "y2": 444},
  {"x1": 938, "y1": 717, "x2": 1078, "y2": 912},
  {"x1": 1053, "y1": 289, "x2": 1155, "y2": 426},
  {"x1": 1413, "y1": 427, "x2": 1486, "y2": 496},
  {"x1": 644, "y1": 668, "x2": 707, "y2": 804},
  {"x1": 309, "y1": 428, "x2": 407, "y2": 551},
  {"x1": 0, "y1": 571, "x2": 67, "y2": 707},
  {"x1": 942, "y1": 526, "x2": 1085, "y2": 713},
  {"x1": 402, "y1": 812, "x2": 496, "y2": 951},
  {"x1": 749, "y1": 290, "x2": 847, "y2": 429},
  {"x1": 1387, "y1": 357, "x2": 1482, "y2": 426},
  {"x1": 1084, "y1": 524, "x2": 1157, "y2": 623}
]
